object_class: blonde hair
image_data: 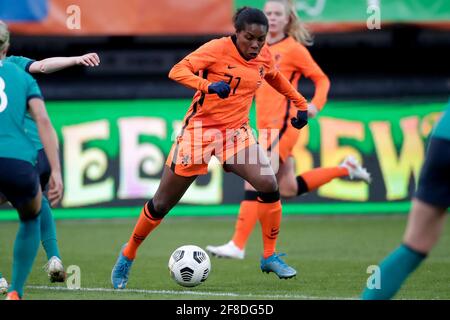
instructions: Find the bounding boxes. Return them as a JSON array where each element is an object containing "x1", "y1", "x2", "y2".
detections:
[
  {"x1": 0, "y1": 20, "x2": 10, "y2": 52},
  {"x1": 267, "y1": 0, "x2": 313, "y2": 46}
]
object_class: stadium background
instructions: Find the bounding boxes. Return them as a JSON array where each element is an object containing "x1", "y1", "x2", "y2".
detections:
[
  {"x1": 0, "y1": 0, "x2": 450, "y2": 301},
  {"x1": 2, "y1": 0, "x2": 449, "y2": 218}
]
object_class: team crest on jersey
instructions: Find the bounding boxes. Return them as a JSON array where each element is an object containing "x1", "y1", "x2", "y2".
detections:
[
  {"x1": 181, "y1": 154, "x2": 191, "y2": 167},
  {"x1": 178, "y1": 149, "x2": 191, "y2": 167},
  {"x1": 274, "y1": 53, "x2": 282, "y2": 70}
]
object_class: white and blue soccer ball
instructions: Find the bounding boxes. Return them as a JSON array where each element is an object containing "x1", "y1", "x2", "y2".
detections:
[{"x1": 168, "y1": 245, "x2": 211, "y2": 287}]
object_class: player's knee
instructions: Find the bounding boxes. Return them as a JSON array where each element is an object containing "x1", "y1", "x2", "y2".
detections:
[
  {"x1": 257, "y1": 175, "x2": 278, "y2": 193},
  {"x1": 17, "y1": 203, "x2": 41, "y2": 221},
  {"x1": 148, "y1": 198, "x2": 171, "y2": 219},
  {"x1": 279, "y1": 179, "x2": 298, "y2": 198},
  {"x1": 279, "y1": 183, "x2": 297, "y2": 199}
]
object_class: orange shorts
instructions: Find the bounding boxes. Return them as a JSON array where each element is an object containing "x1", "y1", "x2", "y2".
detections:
[
  {"x1": 166, "y1": 123, "x2": 256, "y2": 177},
  {"x1": 257, "y1": 125, "x2": 299, "y2": 163}
]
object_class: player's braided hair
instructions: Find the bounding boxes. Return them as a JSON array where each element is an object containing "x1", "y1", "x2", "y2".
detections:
[
  {"x1": 233, "y1": 7, "x2": 269, "y2": 32},
  {"x1": 267, "y1": 0, "x2": 313, "y2": 46},
  {"x1": 0, "y1": 20, "x2": 10, "y2": 52}
]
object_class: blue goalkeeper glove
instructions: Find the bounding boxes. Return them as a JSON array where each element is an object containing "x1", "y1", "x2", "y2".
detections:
[
  {"x1": 208, "y1": 81, "x2": 231, "y2": 99},
  {"x1": 291, "y1": 110, "x2": 308, "y2": 130}
]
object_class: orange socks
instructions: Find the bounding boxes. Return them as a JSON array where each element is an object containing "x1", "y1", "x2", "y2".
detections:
[
  {"x1": 231, "y1": 191, "x2": 282, "y2": 258},
  {"x1": 297, "y1": 167, "x2": 349, "y2": 195},
  {"x1": 258, "y1": 199, "x2": 282, "y2": 259},
  {"x1": 231, "y1": 200, "x2": 259, "y2": 250},
  {"x1": 123, "y1": 202, "x2": 162, "y2": 260}
]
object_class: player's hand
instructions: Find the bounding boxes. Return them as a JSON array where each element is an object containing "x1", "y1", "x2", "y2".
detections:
[
  {"x1": 307, "y1": 103, "x2": 319, "y2": 118},
  {"x1": 76, "y1": 53, "x2": 100, "y2": 67},
  {"x1": 291, "y1": 110, "x2": 308, "y2": 130},
  {"x1": 48, "y1": 171, "x2": 64, "y2": 207},
  {"x1": 208, "y1": 81, "x2": 231, "y2": 99}
]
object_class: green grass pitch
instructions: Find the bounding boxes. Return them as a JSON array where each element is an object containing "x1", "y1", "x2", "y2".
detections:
[{"x1": 0, "y1": 214, "x2": 449, "y2": 300}]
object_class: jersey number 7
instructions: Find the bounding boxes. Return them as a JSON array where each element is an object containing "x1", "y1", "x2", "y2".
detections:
[{"x1": 224, "y1": 74, "x2": 241, "y2": 95}]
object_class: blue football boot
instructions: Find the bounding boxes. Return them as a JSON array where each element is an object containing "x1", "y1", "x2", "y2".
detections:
[
  {"x1": 111, "y1": 244, "x2": 134, "y2": 289},
  {"x1": 260, "y1": 253, "x2": 297, "y2": 279}
]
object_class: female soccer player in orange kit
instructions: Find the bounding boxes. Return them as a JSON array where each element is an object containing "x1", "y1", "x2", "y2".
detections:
[
  {"x1": 206, "y1": 0, "x2": 371, "y2": 260},
  {"x1": 112, "y1": 7, "x2": 310, "y2": 288}
]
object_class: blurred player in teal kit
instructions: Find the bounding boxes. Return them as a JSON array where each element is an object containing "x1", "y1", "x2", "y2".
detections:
[
  {"x1": 362, "y1": 102, "x2": 450, "y2": 299},
  {"x1": 0, "y1": 23, "x2": 64, "y2": 300},
  {"x1": 0, "y1": 20, "x2": 100, "y2": 294}
]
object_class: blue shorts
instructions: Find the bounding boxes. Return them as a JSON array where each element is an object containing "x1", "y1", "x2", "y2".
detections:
[
  {"x1": 0, "y1": 157, "x2": 40, "y2": 209},
  {"x1": 36, "y1": 148, "x2": 51, "y2": 191},
  {"x1": 415, "y1": 137, "x2": 450, "y2": 209}
]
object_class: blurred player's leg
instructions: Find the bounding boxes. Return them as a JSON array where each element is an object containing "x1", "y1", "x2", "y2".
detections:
[
  {"x1": 362, "y1": 136, "x2": 449, "y2": 299},
  {"x1": 112, "y1": 166, "x2": 196, "y2": 289},
  {"x1": 403, "y1": 200, "x2": 447, "y2": 253},
  {"x1": 8, "y1": 195, "x2": 42, "y2": 299},
  {"x1": 40, "y1": 196, "x2": 60, "y2": 260},
  {"x1": 291, "y1": 156, "x2": 371, "y2": 198},
  {"x1": 231, "y1": 191, "x2": 258, "y2": 253},
  {"x1": 362, "y1": 199, "x2": 445, "y2": 300},
  {"x1": 206, "y1": 189, "x2": 257, "y2": 259},
  {"x1": 40, "y1": 196, "x2": 65, "y2": 282},
  {"x1": 207, "y1": 155, "x2": 371, "y2": 259},
  {"x1": 224, "y1": 143, "x2": 296, "y2": 279},
  {"x1": 338, "y1": 155, "x2": 372, "y2": 184},
  {"x1": 1, "y1": 159, "x2": 43, "y2": 300},
  {"x1": 36, "y1": 149, "x2": 65, "y2": 282},
  {"x1": 9, "y1": 214, "x2": 41, "y2": 299}
]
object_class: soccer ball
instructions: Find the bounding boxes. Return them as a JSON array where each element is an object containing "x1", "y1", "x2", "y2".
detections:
[
  {"x1": 168, "y1": 245, "x2": 211, "y2": 287},
  {"x1": 0, "y1": 276, "x2": 8, "y2": 295}
]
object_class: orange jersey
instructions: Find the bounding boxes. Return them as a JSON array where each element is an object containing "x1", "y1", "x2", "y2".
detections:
[
  {"x1": 169, "y1": 36, "x2": 308, "y2": 132},
  {"x1": 256, "y1": 36, "x2": 330, "y2": 129}
]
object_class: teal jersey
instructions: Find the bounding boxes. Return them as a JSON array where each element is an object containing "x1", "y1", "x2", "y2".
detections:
[
  {"x1": 0, "y1": 60, "x2": 43, "y2": 164},
  {"x1": 4, "y1": 55, "x2": 35, "y2": 72},
  {"x1": 4, "y1": 56, "x2": 43, "y2": 150},
  {"x1": 432, "y1": 103, "x2": 450, "y2": 141},
  {"x1": 24, "y1": 110, "x2": 43, "y2": 149}
]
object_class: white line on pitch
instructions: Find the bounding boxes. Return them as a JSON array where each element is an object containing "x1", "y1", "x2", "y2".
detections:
[{"x1": 27, "y1": 285, "x2": 357, "y2": 300}]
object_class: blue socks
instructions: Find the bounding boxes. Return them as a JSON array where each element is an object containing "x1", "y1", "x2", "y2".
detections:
[
  {"x1": 362, "y1": 244, "x2": 426, "y2": 300},
  {"x1": 40, "y1": 196, "x2": 60, "y2": 260},
  {"x1": 9, "y1": 214, "x2": 41, "y2": 297}
]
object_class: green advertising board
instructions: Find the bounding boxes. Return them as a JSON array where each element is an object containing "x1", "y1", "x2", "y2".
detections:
[
  {"x1": 0, "y1": 99, "x2": 447, "y2": 220},
  {"x1": 234, "y1": 0, "x2": 450, "y2": 22}
]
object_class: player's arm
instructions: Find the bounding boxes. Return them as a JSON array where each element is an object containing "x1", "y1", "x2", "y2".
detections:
[
  {"x1": 264, "y1": 70, "x2": 308, "y2": 111},
  {"x1": 29, "y1": 53, "x2": 100, "y2": 74},
  {"x1": 168, "y1": 40, "x2": 223, "y2": 94},
  {"x1": 265, "y1": 70, "x2": 309, "y2": 129},
  {"x1": 293, "y1": 45, "x2": 330, "y2": 117},
  {"x1": 28, "y1": 98, "x2": 63, "y2": 206},
  {"x1": 307, "y1": 69, "x2": 329, "y2": 115}
]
